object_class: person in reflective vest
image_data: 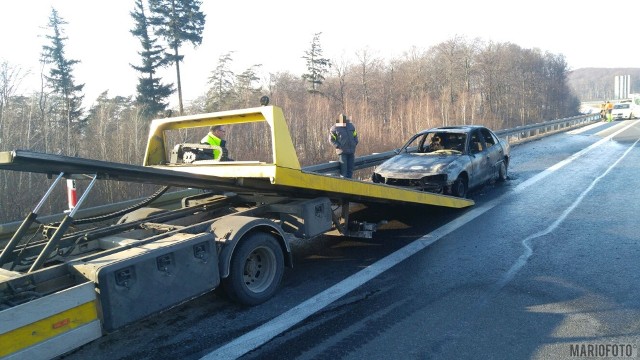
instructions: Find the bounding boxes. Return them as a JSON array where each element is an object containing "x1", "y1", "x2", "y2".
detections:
[
  {"x1": 329, "y1": 114, "x2": 359, "y2": 178},
  {"x1": 201, "y1": 125, "x2": 231, "y2": 161},
  {"x1": 605, "y1": 101, "x2": 613, "y2": 122}
]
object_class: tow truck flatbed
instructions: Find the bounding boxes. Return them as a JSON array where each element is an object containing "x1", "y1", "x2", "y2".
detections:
[{"x1": 0, "y1": 147, "x2": 473, "y2": 208}]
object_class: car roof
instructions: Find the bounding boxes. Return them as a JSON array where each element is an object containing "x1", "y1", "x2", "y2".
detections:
[{"x1": 415, "y1": 125, "x2": 486, "y2": 135}]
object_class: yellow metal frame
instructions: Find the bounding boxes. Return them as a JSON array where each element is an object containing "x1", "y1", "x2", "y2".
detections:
[{"x1": 144, "y1": 106, "x2": 474, "y2": 208}]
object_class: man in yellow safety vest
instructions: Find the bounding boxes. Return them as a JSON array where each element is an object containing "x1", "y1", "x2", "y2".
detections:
[
  {"x1": 605, "y1": 101, "x2": 613, "y2": 122},
  {"x1": 200, "y1": 125, "x2": 231, "y2": 160}
]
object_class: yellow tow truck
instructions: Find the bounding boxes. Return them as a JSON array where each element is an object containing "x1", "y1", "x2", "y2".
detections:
[{"x1": 0, "y1": 104, "x2": 473, "y2": 359}]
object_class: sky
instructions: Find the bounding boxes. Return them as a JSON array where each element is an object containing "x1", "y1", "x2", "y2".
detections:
[{"x1": 1, "y1": 0, "x2": 638, "y2": 109}]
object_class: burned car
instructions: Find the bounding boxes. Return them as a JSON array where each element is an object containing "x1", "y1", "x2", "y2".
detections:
[{"x1": 371, "y1": 126, "x2": 510, "y2": 198}]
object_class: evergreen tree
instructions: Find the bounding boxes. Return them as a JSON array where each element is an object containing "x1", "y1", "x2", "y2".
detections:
[
  {"x1": 302, "y1": 32, "x2": 331, "y2": 94},
  {"x1": 205, "y1": 52, "x2": 235, "y2": 111},
  {"x1": 41, "y1": 7, "x2": 85, "y2": 154},
  {"x1": 236, "y1": 64, "x2": 263, "y2": 108},
  {"x1": 149, "y1": 0, "x2": 205, "y2": 115},
  {"x1": 130, "y1": 0, "x2": 175, "y2": 119}
]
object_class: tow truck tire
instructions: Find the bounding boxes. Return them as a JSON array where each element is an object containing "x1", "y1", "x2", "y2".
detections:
[{"x1": 222, "y1": 232, "x2": 284, "y2": 305}]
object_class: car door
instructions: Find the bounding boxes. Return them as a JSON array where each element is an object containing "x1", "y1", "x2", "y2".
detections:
[
  {"x1": 467, "y1": 129, "x2": 490, "y2": 188},
  {"x1": 480, "y1": 128, "x2": 504, "y2": 181}
]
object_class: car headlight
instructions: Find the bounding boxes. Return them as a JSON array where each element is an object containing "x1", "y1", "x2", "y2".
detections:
[{"x1": 421, "y1": 174, "x2": 447, "y2": 184}]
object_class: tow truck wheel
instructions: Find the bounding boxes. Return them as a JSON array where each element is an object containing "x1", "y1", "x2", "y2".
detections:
[{"x1": 222, "y1": 232, "x2": 284, "y2": 305}]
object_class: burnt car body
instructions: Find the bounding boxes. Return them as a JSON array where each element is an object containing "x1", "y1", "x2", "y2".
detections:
[{"x1": 371, "y1": 125, "x2": 510, "y2": 198}]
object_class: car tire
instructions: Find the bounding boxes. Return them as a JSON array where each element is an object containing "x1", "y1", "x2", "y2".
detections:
[
  {"x1": 451, "y1": 176, "x2": 468, "y2": 198},
  {"x1": 498, "y1": 160, "x2": 508, "y2": 182}
]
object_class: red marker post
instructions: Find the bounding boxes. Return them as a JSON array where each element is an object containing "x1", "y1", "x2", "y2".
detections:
[{"x1": 66, "y1": 179, "x2": 78, "y2": 211}]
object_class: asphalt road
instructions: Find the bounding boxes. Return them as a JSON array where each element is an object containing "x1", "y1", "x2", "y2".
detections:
[{"x1": 60, "y1": 119, "x2": 640, "y2": 360}]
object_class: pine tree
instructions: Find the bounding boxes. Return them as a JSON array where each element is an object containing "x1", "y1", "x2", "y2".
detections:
[
  {"x1": 41, "y1": 7, "x2": 85, "y2": 154},
  {"x1": 130, "y1": 0, "x2": 175, "y2": 119},
  {"x1": 149, "y1": 0, "x2": 205, "y2": 115},
  {"x1": 302, "y1": 32, "x2": 331, "y2": 94},
  {"x1": 236, "y1": 64, "x2": 263, "y2": 108},
  {"x1": 205, "y1": 52, "x2": 235, "y2": 111}
]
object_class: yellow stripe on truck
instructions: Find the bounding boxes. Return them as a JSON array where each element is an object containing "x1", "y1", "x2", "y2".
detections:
[
  {"x1": 0, "y1": 300, "x2": 98, "y2": 357},
  {"x1": 0, "y1": 282, "x2": 100, "y2": 359}
]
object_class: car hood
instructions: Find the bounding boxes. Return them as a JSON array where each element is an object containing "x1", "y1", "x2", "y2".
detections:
[{"x1": 374, "y1": 152, "x2": 460, "y2": 179}]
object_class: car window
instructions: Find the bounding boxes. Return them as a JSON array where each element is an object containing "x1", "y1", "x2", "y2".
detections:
[
  {"x1": 421, "y1": 133, "x2": 443, "y2": 152},
  {"x1": 443, "y1": 133, "x2": 466, "y2": 152},
  {"x1": 481, "y1": 128, "x2": 497, "y2": 148},
  {"x1": 417, "y1": 134, "x2": 429, "y2": 152},
  {"x1": 412, "y1": 131, "x2": 469, "y2": 153},
  {"x1": 403, "y1": 133, "x2": 427, "y2": 153},
  {"x1": 469, "y1": 130, "x2": 483, "y2": 153}
]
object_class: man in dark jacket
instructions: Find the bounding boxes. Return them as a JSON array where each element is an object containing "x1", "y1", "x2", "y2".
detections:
[{"x1": 329, "y1": 114, "x2": 359, "y2": 178}]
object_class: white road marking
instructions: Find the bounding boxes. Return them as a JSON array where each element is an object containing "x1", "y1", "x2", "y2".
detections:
[
  {"x1": 567, "y1": 121, "x2": 608, "y2": 135},
  {"x1": 201, "y1": 121, "x2": 638, "y2": 360}
]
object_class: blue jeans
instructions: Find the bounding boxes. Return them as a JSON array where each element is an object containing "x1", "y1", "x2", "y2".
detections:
[{"x1": 339, "y1": 153, "x2": 355, "y2": 178}]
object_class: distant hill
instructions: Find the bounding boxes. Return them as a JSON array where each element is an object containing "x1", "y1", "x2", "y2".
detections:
[{"x1": 568, "y1": 68, "x2": 640, "y2": 102}]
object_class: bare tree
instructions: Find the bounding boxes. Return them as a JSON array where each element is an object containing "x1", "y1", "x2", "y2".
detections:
[{"x1": 0, "y1": 61, "x2": 28, "y2": 145}]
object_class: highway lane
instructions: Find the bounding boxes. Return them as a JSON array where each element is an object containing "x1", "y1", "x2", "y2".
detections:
[
  {"x1": 59, "y1": 120, "x2": 640, "y2": 360},
  {"x1": 236, "y1": 120, "x2": 640, "y2": 360}
]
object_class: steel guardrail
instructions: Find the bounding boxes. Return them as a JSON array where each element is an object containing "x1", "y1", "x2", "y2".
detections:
[{"x1": 493, "y1": 113, "x2": 600, "y2": 143}]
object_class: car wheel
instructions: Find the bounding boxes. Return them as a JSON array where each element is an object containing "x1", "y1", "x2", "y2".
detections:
[
  {"x1": 498, "y1": 160, "x2": 508, "y2": 182},
  {"x1": 451, "y1": 176, "x2": 468, "y2": 198}
]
